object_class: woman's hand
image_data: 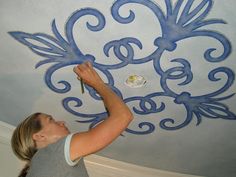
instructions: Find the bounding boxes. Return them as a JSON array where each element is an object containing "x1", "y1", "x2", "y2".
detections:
[{"x1": 73, "y1": 61, "x2": 104, "y2": 89}]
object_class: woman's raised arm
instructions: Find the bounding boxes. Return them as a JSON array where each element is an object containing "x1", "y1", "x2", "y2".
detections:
[{"x1": 70, "y1": 61, "x2": 133, "y2": 161}]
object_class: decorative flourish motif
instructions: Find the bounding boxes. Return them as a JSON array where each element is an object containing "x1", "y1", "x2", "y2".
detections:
[{"x1": 9, "y1": 0, "x2": 235, "y2": 134}]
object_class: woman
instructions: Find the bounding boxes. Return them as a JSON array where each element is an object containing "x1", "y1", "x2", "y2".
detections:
[{"x1": 11, "y1": 61, "x2": 133, "y2": 177}]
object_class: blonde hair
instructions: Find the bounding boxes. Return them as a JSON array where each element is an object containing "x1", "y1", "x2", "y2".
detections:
[{"x1": 11, "y1": 113, "x2": 42, "y2": 176}]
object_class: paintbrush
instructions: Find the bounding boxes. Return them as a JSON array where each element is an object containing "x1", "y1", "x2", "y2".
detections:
[
  {"x1": 76, "y1": 76, "x2": 85, "y2": 94},
  {"x1": 74, "y1": 66, "x2": 85, "y2": 94},
  {"x1": 80, "y1": 79, "x2": 85, "y2": 94}
]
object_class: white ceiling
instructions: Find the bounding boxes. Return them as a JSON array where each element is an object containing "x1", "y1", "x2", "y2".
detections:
[{"x1": 1, "y1": 0, "x2": 236, "y2": 176}]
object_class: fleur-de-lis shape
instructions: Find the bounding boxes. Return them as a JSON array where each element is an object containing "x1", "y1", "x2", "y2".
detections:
[
  {"x1": 154, "y1": 0, "x2": 226, "y2": 51},
  {"x1": 161, "y1": 91, "x2": 236, "y2": 130},
  {"x1": 9, "y1": 8, "x2": 105, "y2": 93},
  {"x1": 112, "y1": 0, "x2": 231, "y2": 62},
  {"x1": 160, "y1": 67, "x2": 236, "y2": 130}
]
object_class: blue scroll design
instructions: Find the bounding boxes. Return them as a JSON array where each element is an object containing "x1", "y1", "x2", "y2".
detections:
[{"x1": 9, "y1": 0, "x2": 235, "y2": 134}]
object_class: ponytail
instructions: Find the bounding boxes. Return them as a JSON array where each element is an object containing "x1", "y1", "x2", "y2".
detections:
[
  {"x1": 18, "y1": 162, "x2": 30, "y2": 177},
  {"x1": 11, "y1": 113, "x2": 42, "y2": 177}
]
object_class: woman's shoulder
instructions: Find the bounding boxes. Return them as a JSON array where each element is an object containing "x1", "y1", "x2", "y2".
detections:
[{"x1": 33, "y1": 134, "x2": 70, "y2": 159}]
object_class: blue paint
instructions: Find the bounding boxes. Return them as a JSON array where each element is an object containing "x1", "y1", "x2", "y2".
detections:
[{"x1": 9, "y1": 0, "x2": 235, "y2": 135}]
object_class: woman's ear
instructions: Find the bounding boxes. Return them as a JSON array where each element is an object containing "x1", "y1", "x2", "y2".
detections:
[{"x1": 32, "y1": 132, "x2": 46, "y2": 142}]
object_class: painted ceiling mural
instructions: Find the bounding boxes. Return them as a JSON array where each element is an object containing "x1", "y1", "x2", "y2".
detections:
[
  {"x1": 9, "y1": 0, "x2": 236, "y2": 134},
  {"x1": 1, "y1": 0, "x2": 236, "y2": 176}
]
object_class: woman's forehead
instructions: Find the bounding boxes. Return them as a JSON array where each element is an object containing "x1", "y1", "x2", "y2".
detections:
[{"x1": 38, "y1": 114, "x2": 51, "y2": 124}]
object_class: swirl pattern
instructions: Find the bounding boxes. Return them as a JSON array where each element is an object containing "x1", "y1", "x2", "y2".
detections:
[{"x1": 9, "y1": 0, "x2": 235, "y2": 134}]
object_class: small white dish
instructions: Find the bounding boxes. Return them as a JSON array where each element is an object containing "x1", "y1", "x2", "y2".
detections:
[{"x1": 125, "y1": 75, "x2": 147, "y2": 88}]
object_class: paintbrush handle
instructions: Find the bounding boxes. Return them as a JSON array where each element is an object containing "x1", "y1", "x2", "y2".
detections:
[{"x1": 80, "y1": 79, "x2": 85, "y2": 94}]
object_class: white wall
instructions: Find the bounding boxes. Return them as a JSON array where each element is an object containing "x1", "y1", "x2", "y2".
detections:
[
  {"x1": 0, "y1": 121, "x2": 202, "y2": 177},
  {"x1": 0, "y1": 121, "x2": 24, "y2": 177}
]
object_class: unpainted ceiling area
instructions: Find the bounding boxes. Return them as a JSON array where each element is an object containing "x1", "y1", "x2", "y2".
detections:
[{"x1": 0, "y1": 0, "x2": 236, "y2": 177}]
